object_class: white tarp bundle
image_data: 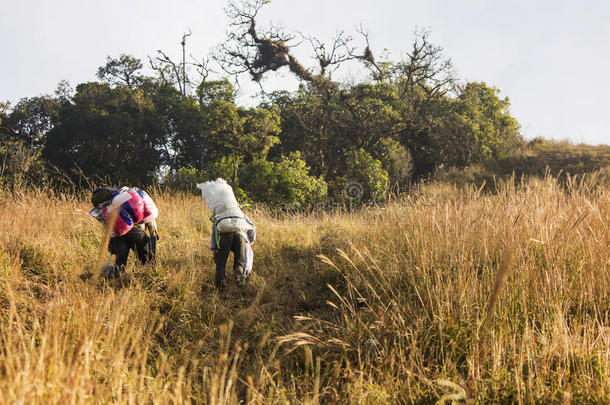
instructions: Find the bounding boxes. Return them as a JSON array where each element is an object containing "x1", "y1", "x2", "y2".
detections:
[
  {"x1": 196, "y1": 178, "x2": 252, "y2": 233},
  {"x1": 196, "y1": 178, "x2": 238, "y2": 216}
]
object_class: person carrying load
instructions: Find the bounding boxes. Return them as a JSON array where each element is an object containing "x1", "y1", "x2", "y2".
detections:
[
  {"x1": 89, "y1": 186, "x2": 159, "y2": 278},
  {"x1": 197, "y1": 179, "x2": 255, "y2": 290}
]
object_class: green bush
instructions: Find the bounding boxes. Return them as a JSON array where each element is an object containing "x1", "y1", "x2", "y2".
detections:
[
  {"x1": 274, "y1": 153, "x2": 328, "y2": 207},
  {"x1": 374, "y1": 138, "x2": 413, "y2": 190},
  {"x1": 239, "y1": 152, "x2": 327, "y2": 208},
  {"x1": 332, "y1": 148, "x2": 389, "y2": 203},
  {"x1": 161, "y1": 167, "x2": 205, "y2": 193}
]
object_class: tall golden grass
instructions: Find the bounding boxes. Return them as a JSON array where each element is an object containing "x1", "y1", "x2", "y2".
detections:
[{"x1": 0, "y1": 173, "x2": 608, "y2": 403}]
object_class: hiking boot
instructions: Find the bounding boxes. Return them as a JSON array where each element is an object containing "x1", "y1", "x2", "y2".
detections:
[{"x1": 238, "y1": 276, "x2": 246, "y2": 287}]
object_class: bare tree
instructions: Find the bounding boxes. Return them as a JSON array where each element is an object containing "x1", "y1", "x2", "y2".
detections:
[
  {"x1": 392, "y1": 29, "x2": 457, "y2": 99},
  {"x1": 151, "y1": 49, "x2": 185, "y2": 93},
  {"x1": 216, "y1": 0, "x2": 304, "y2": 81},
  {"x1": 302, "y1": 30, "x2": 359, "y2": 78},
  {"x1": 217, "y1": 0, "x2": 370, "y2": 84},
  {"x1": 350, "y1": 26, "x2": 386, "y2": 81},
  {"x1": 215, "y1": 0, "x2": 457, "y2": 128},
  {"x1": 148, "y1": 54, "x2": 177, "y2": 87},
  {"x1": 190, "y1": 55, "x2": 213, "y2": 84},
  {"x1": 149, "y1": 30, "x2": 214, "y2": 96},
  {"x1": 181, "y1": 30, "x2": 192, "y2": 95}
]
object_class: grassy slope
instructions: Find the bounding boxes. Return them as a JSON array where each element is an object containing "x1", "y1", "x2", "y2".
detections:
[
  {"x1": 437, "y1": 140, "x2": 610, "y2": 189},
  {"x1": 495, "y1": 139, "x2": 610, "y2": 177},
  {"x1": 0, "y1": 176, "x2": 608, "y2": 403}
]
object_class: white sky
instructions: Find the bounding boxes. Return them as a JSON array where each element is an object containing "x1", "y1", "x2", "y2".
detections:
[{"x1": 1, "y1": 0, "x2": 608, "y2": 145}]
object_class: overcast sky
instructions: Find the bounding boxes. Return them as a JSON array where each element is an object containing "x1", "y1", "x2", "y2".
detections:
[{"x1": 1, "y1": 0, "x2": 608, "y2": 145}]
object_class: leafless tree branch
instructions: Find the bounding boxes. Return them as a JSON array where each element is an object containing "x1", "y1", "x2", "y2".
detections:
[{"x1": 154, "y1": 50, "x2": 184, "y2": 93}]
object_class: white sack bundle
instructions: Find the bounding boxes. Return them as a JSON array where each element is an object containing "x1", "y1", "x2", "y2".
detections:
[
  {"x1": 196, "y1": 178, "x2": 239, "y2": 216},
  {"x1": 196, "y1": 178, "x2": 252, "y2": 233}
]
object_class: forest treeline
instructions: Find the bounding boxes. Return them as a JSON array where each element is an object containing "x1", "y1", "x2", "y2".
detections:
[{"x1": 0, "y1": 1, "x2": 524, "y2": 206}]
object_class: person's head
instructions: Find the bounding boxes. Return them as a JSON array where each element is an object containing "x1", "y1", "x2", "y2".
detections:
[{"x1": 91, "y1": 187, "x2": 113, "y2": 207}]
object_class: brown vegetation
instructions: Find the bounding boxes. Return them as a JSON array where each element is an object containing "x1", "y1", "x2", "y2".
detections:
[{"x1": 0, "y1": 173, "x2": 608, "y2": 403}]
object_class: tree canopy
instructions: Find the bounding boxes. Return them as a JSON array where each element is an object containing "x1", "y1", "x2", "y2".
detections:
[{"x1": 0, "y1": 1, "x2": 523, "y2": 207}]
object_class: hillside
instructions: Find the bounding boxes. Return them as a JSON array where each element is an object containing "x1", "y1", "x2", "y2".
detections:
[
  {"x1": 0, "y1": 176, "x2": 608, "y2": 403},
  {"x1": 436, "y1": 139, "x2": 610, "y2": 189},
  {"x1": 500, "y1": 139, "x2": 610, "y2": 176}
]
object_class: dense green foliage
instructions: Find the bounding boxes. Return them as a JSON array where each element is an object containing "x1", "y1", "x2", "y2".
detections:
[
  {"x1": 0, "y1": 10, "x2": 530, "y2": 206},
  {"x1": 0, "y1": 63, "x2": 525, "y2": 206}
]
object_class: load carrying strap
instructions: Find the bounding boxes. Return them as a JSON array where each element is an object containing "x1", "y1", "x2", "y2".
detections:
[
  {"x1": 214, "y1": 215, "x2": 244, "y2": 226},
  {"x1": 213, "y1": 216, "x2": 245, "y2": 248},
  {"x1": 212, "y1": 205, "x2": 239, "y2": 220}
]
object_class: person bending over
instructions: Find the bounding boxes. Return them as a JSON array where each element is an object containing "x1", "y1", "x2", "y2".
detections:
[
  {"x1": 90, "y1": 187, "x2": 159, "y2": 277},
  {"x1": 198, "y1": 179, "x2": 255, "y2": 290}
]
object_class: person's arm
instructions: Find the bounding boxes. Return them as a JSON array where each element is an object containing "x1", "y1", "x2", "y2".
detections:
[
  {"x1": 109, "y1": 191, "x2": 132, "y2": 209},
  {"x1": 210, "y1": 221, "x2": 219, "y2": 251},
  {"x1": 145, "y1": 220, "x2": 159, "y2": 239},
  {"x1": 245, "y1": 215, "x2": 256, "y2": 243}
]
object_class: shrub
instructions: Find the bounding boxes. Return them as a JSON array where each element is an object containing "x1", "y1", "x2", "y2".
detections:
[
  {"x1": 332, "y1": 148, "x2": 389, "y2": 203},
  {"x1": 239, "y1": 152, "x2": 327, "y2": 208},
  {"x1": 161, "y1": 167, "x2": 205, "y2": 193}
]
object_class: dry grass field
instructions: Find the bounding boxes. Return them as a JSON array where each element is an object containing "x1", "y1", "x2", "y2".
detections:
[{"x1": 0, "y1": 173, "x2": 608, "y2": 403}]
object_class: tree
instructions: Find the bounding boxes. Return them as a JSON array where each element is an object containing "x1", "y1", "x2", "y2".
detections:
[
  {"x1": 149, "y1": 32, "x2": 212, "y2": 97},
  {"x1": 196, "y1": 78, "x2": 234, "y2": 105},
  {"x1": 200, "y1": 99, "x2": 243, "y2": 183},
  {"x1": 337, "y1": 82, "x2": 405, "y2": 151},
  {"x1": 0, "y1": 102, "x2": 8, "y2": 125},
  {"x1": 269, "y1": 79, "x2": 410, "y2": 190},
  {"x1": 0, "y1": 139, "x2": 43, "y2": 188},
  {"x1": 373, "y1": 137, "x2": 413, "y2": 189},
  {"x1": 1, "y1": 96, "x2": 60, "y2": 147},
  {"x1": 217, "y1": 0, "x2": 310, "y2": 82},
  {"x1": 43, "y1": 82, "x2": 164, "y2": 185},
  {"x1": 386, "y1": 29, "x2": 457, "y2": 100},
  {"x1": 166, "y1": 94, "x2": 207, "y2": 171},
  {"x1": 97, "y1": 54, "x2": 145, "y2": 88},
  {"x1": 0, "y1": 96, "x2": 59, "y2": 187},
  {"x1": 429, "y1": 82, "x2": 522, "y2": 167},
  {"x1": 216, "y1": 0, "x2": 489, "y2": 182},
  {"x1": 272, "y1": 152, "x2": 327, "y2": 207},
  {"x1": 187, "y1": 79, "x2": 282, "y2": 181},
  {"x1": 217, "y1": 0, "x2": 369, "y2": 85},
  {"x1": 267, "y1": 84, "x2": 343, "y2": 178},
  {"x1": 239, "y1": 105, "x2": 281, "y2": 159},
  {"x1": 54, "y1": 80, "x2": 74, "y2": 102}
]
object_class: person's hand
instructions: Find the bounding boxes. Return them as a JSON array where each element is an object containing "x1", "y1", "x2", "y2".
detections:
[{"x1": 145, "y1": 222, "x2": 159, "y2": 240}]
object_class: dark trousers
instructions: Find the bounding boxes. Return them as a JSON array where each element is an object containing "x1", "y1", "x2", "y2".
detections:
[
  {"x1": 213, "y1": 232, "x2": 246, "y2": 288},
  {"x1": 109, "y1": 226, "x2": 152, "y2": 273}
]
